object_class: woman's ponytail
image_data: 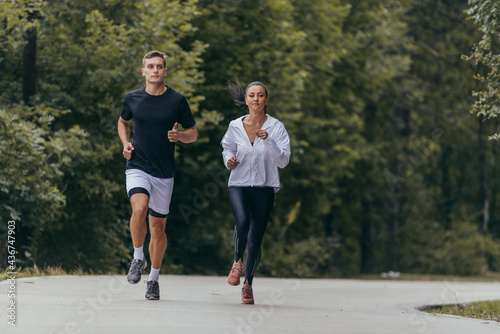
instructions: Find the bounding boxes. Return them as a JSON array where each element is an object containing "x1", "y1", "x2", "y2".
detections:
[
  {"x1": 227, "y1": 78, "x2": 248, "y2": 110},
  {"x1": 227, "y1": 78, "x2": 269, "y2": 112}
]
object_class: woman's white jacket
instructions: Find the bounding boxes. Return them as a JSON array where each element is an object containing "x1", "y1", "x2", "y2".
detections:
[{"x1": 221, "y1": 114, "x2": 291, "y2": 193}]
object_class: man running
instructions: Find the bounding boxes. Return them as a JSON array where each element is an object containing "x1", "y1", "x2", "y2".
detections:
[{"x1": 117, "y1": 50, "x2": 197, "y2": 300}]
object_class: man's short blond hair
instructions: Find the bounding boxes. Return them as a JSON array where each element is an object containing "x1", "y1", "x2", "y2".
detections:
[{"x1": 142, "y1": 51, "x2": 168, "y2": 67}]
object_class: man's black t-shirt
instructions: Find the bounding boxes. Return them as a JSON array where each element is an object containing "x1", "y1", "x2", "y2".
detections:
[{"x1": 120, "y1": 86, "x2": 196, "y2": 178}]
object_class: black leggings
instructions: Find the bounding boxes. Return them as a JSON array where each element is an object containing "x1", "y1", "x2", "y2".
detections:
[{"x1": 228, "y1": 187, "x2": 275, "y2": 285}]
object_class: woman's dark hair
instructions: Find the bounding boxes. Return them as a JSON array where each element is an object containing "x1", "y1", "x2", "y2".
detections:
[{"x1": 227, "y1": 78, "x2": 268, "y2": 112}]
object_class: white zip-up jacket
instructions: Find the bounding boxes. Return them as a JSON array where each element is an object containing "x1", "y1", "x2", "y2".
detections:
[{"x1": 221, "y1": 114, "x2": 291, "y2": 192}]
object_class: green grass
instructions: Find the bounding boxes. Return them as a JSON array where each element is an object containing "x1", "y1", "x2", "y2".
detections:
[
  {"x1": 360, "y1": 271, "x2": 500, "y2": 282},
  {"x1": 0, "y1": 265, "x2": 83, "y2": 281},
  {"x1": 424, "y1": 300, "x2": 500, "y2": 321},
  {"x1": 362, "y1": 272, "x2": 500, "y2": 320}
]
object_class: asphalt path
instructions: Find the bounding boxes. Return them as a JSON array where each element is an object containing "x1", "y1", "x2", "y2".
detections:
[{"x1": 1, "y1": 275, "x2": 500, "y2": 334}]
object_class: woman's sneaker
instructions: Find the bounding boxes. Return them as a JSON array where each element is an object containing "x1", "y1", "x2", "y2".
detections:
[
  {"x1": 127, "y1": 258, "x2": 147, "y2": 284},
  {"x1": 241, "y1": 284, "x2": 254, "y2": 304},
  {"x1": 145, "y1": 280, "x2": 160, "y2": 300},
  {"x1": 227, "y1": 262, "x2": 244, "y2": 286}
]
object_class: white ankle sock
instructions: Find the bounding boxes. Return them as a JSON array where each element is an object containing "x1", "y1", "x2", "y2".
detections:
[
  {"x1": 148, "y1": 267, "x2": 160, "y2": 282},
  {"x1": 133, "y1": 246, "x2": 144, "y2": 261}
]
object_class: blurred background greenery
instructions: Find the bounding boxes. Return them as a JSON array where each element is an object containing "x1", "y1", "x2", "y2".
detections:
[{"x1": 1, "y1": 0, "x2": 499, "y2": 278}]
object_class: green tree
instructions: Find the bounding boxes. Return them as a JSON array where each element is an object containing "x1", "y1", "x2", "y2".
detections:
[
  {"x1": 3, "y1": 0, "x2": 499, "y2": 278},
  {"x1": 185, "y1": 0, "x2": 419, "y2": 277},
  {"x1": 172, "y1": 0, "x2": 357, "y2": 277},
  {"x1": 393, "y1": 0, "x2": 500, "y2": 274},
  {"x1": 0, "y1": 0, "x2": 206, "y2": 272},
  {"x1": 465, "y1": 0, "x2": 500, "y2": 131},
  {"x1": 464, "y1": 0, "x2": 500, "y2": 242}
]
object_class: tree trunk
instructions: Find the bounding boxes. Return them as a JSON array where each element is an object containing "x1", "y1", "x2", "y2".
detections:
[
  {"x1": 0, "y1": 18, "x2": 6, "y2": 76},
  {"x1": 387, "y1": 192, "x2": 400, "y2": 271},
  {"x1": 360, "y1": 101, "x2": 377, "y2": 274},
  {"x1": 22, "y1": 11, "x2": 37, "y2": 105},
  {"x1": 478, "y1": 117, "x2": 489, "y2": 234},
  {"x1": 490, "y1": 120, "x2": 497, "y2": 234},
  {"x1": 385, "y1": 104, "x2": 410, "y2": 271},
  {"x1": 439, "y1": 144, "x2": 452, "y2": 229},
  {"x1": 325, "y1": 205, "x2": 342, "y2": 275},
  {"x1": 360, "y1": 196, "x2": 374, "y2": 274}
]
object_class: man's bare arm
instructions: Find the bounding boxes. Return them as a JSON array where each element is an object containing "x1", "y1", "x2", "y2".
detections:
[
  {"x1": 168, "y1": 123, "x2": 197, "y2": 143},
  {"x1": 118, "y1": 117, "x2": 134, "y2": 159}
]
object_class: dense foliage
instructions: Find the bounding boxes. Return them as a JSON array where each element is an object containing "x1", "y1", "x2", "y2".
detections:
[
  {"x1": 465, "y1": 0, "x2": 500, "y2": 135},
  {"x1": 1, "y1": 0, "x2": 499, "y2": 277}
]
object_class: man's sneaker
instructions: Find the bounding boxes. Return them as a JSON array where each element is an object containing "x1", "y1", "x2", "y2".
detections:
[
  {"x1": 241, "y1": 284, "x2": 254, "y2": 304},
  {"x1": 127, "y1": 258, "x2": 146, "y2": 284},
  {"x1": 228, "y1": 262, "x2": 244, "y2": 286},
  {"x1": 145, "y1": 280, "x2": 160, "y2": 300}
]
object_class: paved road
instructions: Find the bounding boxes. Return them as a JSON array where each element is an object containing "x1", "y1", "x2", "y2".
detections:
[{"x1": 1, "y1": 275, "x2": 499, "y2": 334}]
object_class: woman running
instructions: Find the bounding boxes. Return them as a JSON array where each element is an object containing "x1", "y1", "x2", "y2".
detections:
[{"x1": 221, "y1": 79, "x2": 291, "y2": 304}]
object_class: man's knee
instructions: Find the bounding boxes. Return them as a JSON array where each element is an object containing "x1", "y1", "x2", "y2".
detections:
[
  {"x1": 132, "y1": 206, "x2": 148, "y2": 220},
  {"x1": 150, "y1": 219, "x2": 166, "y2": 236}
]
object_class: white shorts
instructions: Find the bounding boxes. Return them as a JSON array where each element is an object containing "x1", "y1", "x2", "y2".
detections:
[{"x1": 125, "y1": 169, "x2": 174, "y2": 218}]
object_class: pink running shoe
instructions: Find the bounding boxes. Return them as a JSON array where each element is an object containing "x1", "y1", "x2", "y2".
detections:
[
  {"x1": 241, "y1": 284, "x2": 254, "y2": 304},
  {"x1": 228, "y1": 262, "x2": 244, "y2": 286}
]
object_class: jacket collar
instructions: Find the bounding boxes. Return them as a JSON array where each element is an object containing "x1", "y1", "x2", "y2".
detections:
[{"x1": 234, "y1": 114, "x2": 276, "y2": 130}]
